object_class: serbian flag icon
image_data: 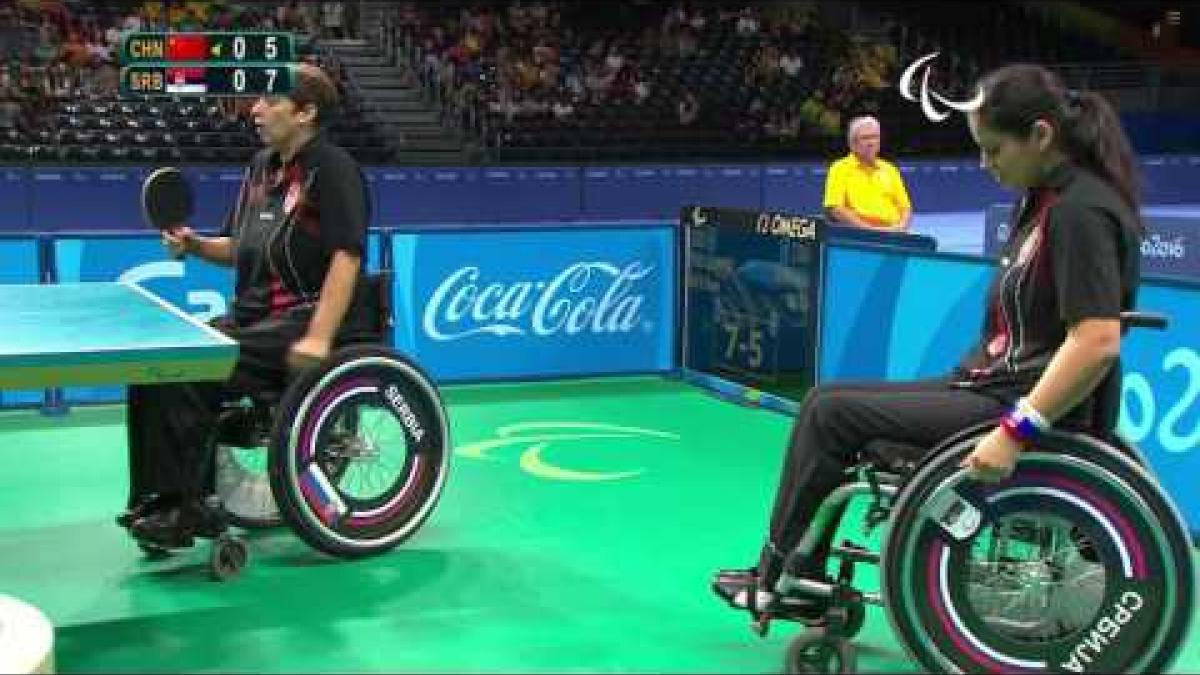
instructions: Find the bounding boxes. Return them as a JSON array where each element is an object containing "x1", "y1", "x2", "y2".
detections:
[
  {"x1": 166, "y1": 33, "x2": 210, "y2": 62},
  {"x1": 165, "y1": 66, "x2": 207, "y2": 94}
]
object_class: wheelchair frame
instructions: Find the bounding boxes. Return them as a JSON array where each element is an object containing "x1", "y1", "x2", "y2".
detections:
[
  {"x1": 140, "y1": 271, "x2": 452, "y2": 578},
  {"x1": 757, "y1": 313, "x2": 1195, "y2": 674},
  {"x1": 760, "y1": 424, "x2": 1195, "y2": 674}
]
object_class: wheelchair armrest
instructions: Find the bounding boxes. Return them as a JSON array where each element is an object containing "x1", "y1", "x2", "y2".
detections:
[{"x1": 1121, "y1": 311, "x2": 1168, "y2": 330}]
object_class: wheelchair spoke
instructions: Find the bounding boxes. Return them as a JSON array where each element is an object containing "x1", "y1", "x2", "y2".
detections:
[
  {"x1": 966, "y1": 512, "x2": 1106, "y2": 644},
  {"x1": 325, "y1": 404, "x2": 412, "y2": 503}
]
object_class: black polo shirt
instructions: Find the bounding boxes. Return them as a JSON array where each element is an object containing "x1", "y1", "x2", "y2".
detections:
[
  {"x1": 220, "y1": 132, "x2": 370, "y2": 325},
  {"x1": 955, "y1": 162, "x2": 1142, "y2": 404}
]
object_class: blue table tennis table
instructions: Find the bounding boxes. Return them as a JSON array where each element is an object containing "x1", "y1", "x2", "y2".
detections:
[{"x1": 0, "y1": 282, "x2": 237, "y2": 390}]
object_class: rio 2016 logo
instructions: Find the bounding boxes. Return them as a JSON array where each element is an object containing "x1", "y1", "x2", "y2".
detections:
[
  {"x1": 1121, "y1": 347, "x2": 1200, "y2": 454},
  {"x1": 456, "y1": 421, "x2": 680, "y2": 482},
  {"x1": 899, "y1": 52, "x2": 984, "y2": 123}
]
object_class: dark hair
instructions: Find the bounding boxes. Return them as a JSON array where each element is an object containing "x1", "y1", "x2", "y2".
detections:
[
  {"x1": 288, "y1": 62, "x2": 339, "y2": 129},
  {"x1": 975, "y1": 64, "x2": 1140, "y2": 213}
]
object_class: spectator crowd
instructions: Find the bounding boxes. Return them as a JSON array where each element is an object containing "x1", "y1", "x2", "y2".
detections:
[
  {"x1": 399, "y1": 1, "x2": 910, "y2": 150},
  {"x1": 1, "y1": 0, "x2": 1186, "y2": 161}
]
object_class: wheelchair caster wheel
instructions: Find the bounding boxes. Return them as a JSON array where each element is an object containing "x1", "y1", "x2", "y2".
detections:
[
  {"x1": 785, "y1": 631, "x2": 856, "y2": 674},
  {"x1": 209, "y1": 534, "x2": 248, "y2": 581}
]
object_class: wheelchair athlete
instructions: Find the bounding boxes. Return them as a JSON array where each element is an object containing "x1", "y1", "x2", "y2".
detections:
[
  {"x1": 714, "y1": 63, "x2": 1147, "y2": 620},
  {"x1": 117, "y1": 64, "x2": 381, "y2": 548}
]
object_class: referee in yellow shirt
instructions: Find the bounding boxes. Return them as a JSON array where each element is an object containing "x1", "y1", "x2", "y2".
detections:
[{"x1": 823, "y1": 115, "x2": 913, "y2": 231}]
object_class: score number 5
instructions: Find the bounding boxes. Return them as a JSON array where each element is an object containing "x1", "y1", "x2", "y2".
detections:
[{"x1": 231, "y1": 35, "x2": 280, "y2": 60}]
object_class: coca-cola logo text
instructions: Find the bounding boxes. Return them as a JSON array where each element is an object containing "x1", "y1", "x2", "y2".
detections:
[{"x1": 422, "y1": 261, "x2": 653, "y2": 341}]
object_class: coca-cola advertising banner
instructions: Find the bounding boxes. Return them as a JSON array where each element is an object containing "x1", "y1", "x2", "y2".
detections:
[
  {"x1": 388, "y1": 226, "x2": 676, "y2": 382},
  {"x1": 984, "y1": 203, "x2": 1200, "y2": 282}
]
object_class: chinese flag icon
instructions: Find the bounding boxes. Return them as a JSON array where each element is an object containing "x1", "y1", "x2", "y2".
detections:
[{"x1": 166, "y1": 34, "x2": 209, "y2": 62}]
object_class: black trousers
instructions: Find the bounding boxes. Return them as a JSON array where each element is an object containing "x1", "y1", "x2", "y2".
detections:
[
  {"x1": 756, "y1": 378, "x2": 1008, "y2": 585},
  {"x1": 124, "y1": 300, "x2": 388, "y2": 509},
  {"x1": 125, "y1": 311, "x2": 311, "y2": 508}
]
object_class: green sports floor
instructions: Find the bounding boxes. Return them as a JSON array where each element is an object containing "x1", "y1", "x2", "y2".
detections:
[{"x1": 2, "y1": 376, "x2": 1197, "y2": 673}]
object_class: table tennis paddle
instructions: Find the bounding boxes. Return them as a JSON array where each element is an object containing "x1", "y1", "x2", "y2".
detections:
[
  {"x1": 142, "y1": 167, "x2": 195, "y2": 260},
  {"x1": 141, "y1": 167, "x2": 194, "y2": 232}
]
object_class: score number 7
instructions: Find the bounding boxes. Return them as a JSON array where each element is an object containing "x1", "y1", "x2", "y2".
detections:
[{"x1": 234, "y1": 68, "x2": 278, "y2": 94}]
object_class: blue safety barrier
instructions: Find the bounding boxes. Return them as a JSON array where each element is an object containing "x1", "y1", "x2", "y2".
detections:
[
  {"x1": 28, "y1": 167, "x2": 155, "y2": 231},
  {"x1": 580, "y1": 165, "x2": 687, "y2": 220},
  {"x1": 762, "y1": 164, "x2": 826, "y2": 214},
  {"x1": 983, "y1": 203, "x2": 1200, "y2": 282},
  {"x1": 1118, "y1": 277, "x2": 1200, "y2": 539},
  {"x1": 819, "y1": 245, "x2": 992, "y2": 382},
  {"x1": 372, "y1": 167, "x2": 484, "y2": 224},
  {"x1": 183, "y1": 166, "x2": 246, "y2": 233},
  {"x1": 816, "y1": 241, "x2": 1200, "y2": 537},
  {"x1": 827, "y1": 224, "x2": 937, "y2": 250},
  {"x1": 478, "y1": 166, "x2": 582, "y2": 222},
  {"x1": 4, "y1": 156, "x2": 1195, "y2": 234},
  {"x1": 0, "y1": 235, "x2": 42, "y2": 408},
  {"x1": 0, "y1": 169, "x2": 28, "y2": 232}
]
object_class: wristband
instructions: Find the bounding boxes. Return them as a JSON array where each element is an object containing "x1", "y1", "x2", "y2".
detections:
[
  {"x1": 999, "y1": 397, "x2": 1050, "y2": 446},
  {"x1": 1015, "y1": 397, "x2": 1050, "y2": 431},
  {"x1": 999, "y1": 415, "x2": 1033, "y2": 445}
]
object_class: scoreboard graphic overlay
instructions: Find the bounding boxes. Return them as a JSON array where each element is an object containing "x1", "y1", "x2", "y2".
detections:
[
  {"x1": 681, "y1": 206, "x2": 825, "y2": 408},
  {"x1": 119, "y1": 32, "x2": 295, "y2": 97}
]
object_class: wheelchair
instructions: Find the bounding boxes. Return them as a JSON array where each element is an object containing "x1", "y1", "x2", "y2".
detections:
[
  {"x1": 746, "y1": 312, "x2": 1196, "y2": 674},
  {"x1": 139, "y1": 271, "x2": 452, "y2": 579}
]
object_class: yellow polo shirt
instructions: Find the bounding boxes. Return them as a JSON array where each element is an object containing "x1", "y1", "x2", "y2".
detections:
[{"x1": 823, "y1": 154, "x2": 912, "y2": 229}]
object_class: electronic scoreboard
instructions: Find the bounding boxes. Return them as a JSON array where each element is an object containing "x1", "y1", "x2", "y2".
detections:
[
  {"x1": 119, "y1": 32, "x2": 295, "y2": 97},
  {"x1": 681, "y1": 206, "x2": 825, "y2": 405}
]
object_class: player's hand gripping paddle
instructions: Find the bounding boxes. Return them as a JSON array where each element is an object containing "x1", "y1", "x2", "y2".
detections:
[{"x1": 142, "y1": 167, "x2": 195, "y2": 259}]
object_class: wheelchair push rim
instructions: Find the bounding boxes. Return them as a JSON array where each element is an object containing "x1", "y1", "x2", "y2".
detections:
[
  {"x1": 268, "y1": 346, "x2": 450, "y2": 558},
  {"x1": 881, "y1": 431, "x2": 1195, "y2": 674}
]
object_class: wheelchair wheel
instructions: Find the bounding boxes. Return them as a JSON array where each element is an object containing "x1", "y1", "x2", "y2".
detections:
[
  {"x1": 267, "y1": 345, "x2": 450, "y2": 558},
  {"x1": 785, "y1": 630, "x2": 856, "y2": 674},
  {"x1": 209, "y1": 533, "x2": 248, "y2": 581},
  {"x1": 881, "y1": 430, "x2": 1195, "y2": 673}
]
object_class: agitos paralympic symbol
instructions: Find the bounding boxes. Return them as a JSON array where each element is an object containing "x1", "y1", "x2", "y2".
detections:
[
  {"x1": 455, "y1": 421, "x2": 680, "y2": 482},
  {"x1": 898, "y1": 52, "x2": 984, "y2": 123}
]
